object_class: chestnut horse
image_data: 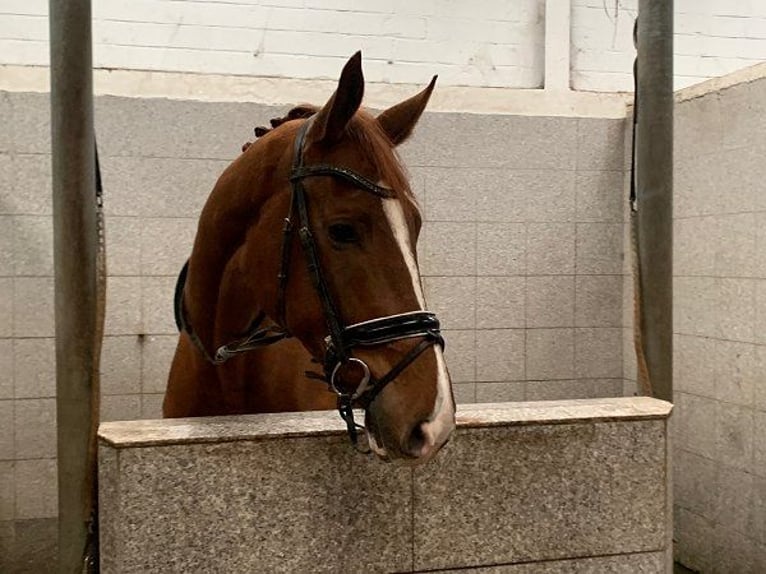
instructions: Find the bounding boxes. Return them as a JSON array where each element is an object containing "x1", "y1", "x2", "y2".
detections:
[{"x1": 163, "y1": 52, "x2": 455, "y2": 463}]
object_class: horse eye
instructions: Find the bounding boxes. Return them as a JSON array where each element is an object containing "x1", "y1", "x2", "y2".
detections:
[{"x1": 328, "y1": 223, "x2": 360, "y2": 244}]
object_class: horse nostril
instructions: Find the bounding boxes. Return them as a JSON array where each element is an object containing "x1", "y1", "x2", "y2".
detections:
[{"x1": 406, "y1": 422, "x2": 430, "y2": 458}]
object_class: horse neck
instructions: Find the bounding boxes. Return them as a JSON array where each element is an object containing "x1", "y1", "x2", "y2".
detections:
[{"x1": 183, "y1": 152, "x2": 282, "y2": 353}]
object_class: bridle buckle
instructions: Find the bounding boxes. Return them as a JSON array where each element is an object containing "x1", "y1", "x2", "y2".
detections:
[{"x1": 329, "y1": 357, "x2": 371, "y2": 400}]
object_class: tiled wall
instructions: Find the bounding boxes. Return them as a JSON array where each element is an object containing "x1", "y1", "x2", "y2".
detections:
[
  {"x1": 0, "y1": 91, "x2": 625, "y2": 524},
  {"x1": 672, "y1": 77, "x2": 766, "y2": 571}
]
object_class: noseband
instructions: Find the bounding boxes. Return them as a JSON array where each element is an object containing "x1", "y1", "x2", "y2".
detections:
[{"x1": 175, "y1": 117, "x2": 444, "y2": 447}]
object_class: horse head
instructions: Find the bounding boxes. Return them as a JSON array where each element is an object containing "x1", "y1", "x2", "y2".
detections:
[{"x1": 174, "y1": 52, "x2": 455, "y2": 463}]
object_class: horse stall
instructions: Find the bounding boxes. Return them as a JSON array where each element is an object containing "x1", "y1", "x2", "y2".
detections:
[
  {"x1": 2, "y1": 1, "x2": 766, "y2": 573},
  {"x1": 98, "y1": 399, "x2": 672, "y2": 572}
]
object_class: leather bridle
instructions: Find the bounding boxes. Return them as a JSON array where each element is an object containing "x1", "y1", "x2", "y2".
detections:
[{"x1": 175, "y1": 116, "x2": 444, "y2": 446}]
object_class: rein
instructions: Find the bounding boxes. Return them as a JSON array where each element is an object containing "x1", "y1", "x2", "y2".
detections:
[{"x1": 176, "y1": 117, "x2": 444, "y2": 446}]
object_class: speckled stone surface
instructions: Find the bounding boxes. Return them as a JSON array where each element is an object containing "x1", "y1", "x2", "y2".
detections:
[
  {"x1": 412, "y1": 419, "x2": 667, "y2": 570},
  {"x1": 98, "y1": 398, "x2": 672, "y2": 573},
  {"x1": 421, "y1": 551, "x2": 665, "y2": 573},
  {"x1": 98, "y1": 397, "x2": 672, "y2": 448}
]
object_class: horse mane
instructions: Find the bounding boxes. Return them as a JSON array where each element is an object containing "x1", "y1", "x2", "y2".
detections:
[{"x1": 244, "y1": 105, "x2": 414, "y2": 204}]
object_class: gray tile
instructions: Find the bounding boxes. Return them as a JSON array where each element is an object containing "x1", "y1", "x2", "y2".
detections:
[
  {"x1": 424, "y1": 168, "x2": 478, "y2": 222},
  {"x1": 12, "y1": 216, "x2": 53, "y2": 276},
  {"x1": 0, "y1": 93, "x2": 11, "y2": 152},
  {"x1": 750, "y1": 474, "x2": 766, "y2": 546},
  {"x1": 575, "y1": 170, "x2": 623, "y2": 223},
  {"x1": 8, "y1": 92, "x2": 50, "y2": 154},
  {"x1": 526, "y1": 223, "x2": 574, "y2": 275},
  {"x1": 13, "y1": 338, "x2": 55, "y2": 399},
  {"x1": 141, "y1": 335, "x2": 177, "y2": 394},
  {"x1": 755, "y1": 280, "x2": 766, "y2": 345},
  {"x1": 719, "y1": 77, "x2": 766, "y2": 151},
  {"x1": 101, "y1": 394, "x2": 142, "y2": 422},
  {"x1": 474, "y1": 170, "x2": 527, "y2": 223},
  {"x1": 623, "y1": 379, "x2": 638, "y2": 397},
  {"x1": 475, "y1": 329, "x2": 525, "y2": 382},
  {"x1": 412, "y1": 419, "x2": 666, "y2": 570},
  {"x1": 713, "y1": 213, "x2": 756, "y2": 278},
  {"x1": 717, "y1": 144, "x2": 766, "y2": 215},
  {"x1": 674, "y1": 507, "x2": 713, "y2": 574},
  {"x1": 523, "y1": 170, "x2": 575, "y2": 223},
  {"x1": 756, "y1": 411, "x2": 766, "y2": 479},
  {"x1": 0, "y1": 461, "x2": 13, "y2": 520},
  {"x1": 757, "y1": 346, "x2": 766, "y2": 413},
  {"x1": 451, "y1": 382, "x2": 476, "y2": 404},
  {"x1": 575, "y1": 275, "x2": 621, "y2": 327},
  {"x1": 140, "y1": 393, "x2": 165, "y2": 419},
  {"x1": 525, "y1": 379, "x2": 592, "y2": 401},
  {"x1": 716, "y1": 278, "x2": 756, "y2": 342},
  {"x1": 673, "y1": 276, "x2": 717, "y2": 338},
  {"x1": 674, "y1": 449, "x2": 716, "y2": 520},
  {"x1": 476, "y1": 277, "x2": 525, "y2": 329},
  {"x1": 674, "y1": 152, "x2": 724, "y2": 218},
  {"x1": 100, "y1": 156, "x2": 225, "y2": 218},
  {"x1": 0, "y1": 153, "x2": 12, "y2": 214},
  {"x1": 100, "y1": 437, "x2": 413, "y2": 572},
  {"x1": 756, "y1": 213, "x2": 766, "y2": 278},
  {"x1": 575, "y1": 223, "x2": 622, "y2": 274},
  {"x1": 423, "y1": 276, "x2": 475, "y2": 330},
  {"x1": 106, "y1": 216, "x2": 142, "y2": 276},
  {"x1": 715, "y1": 402, "x2": 754, "y2": 471},
  {"x1": 674, "y1": 216, "x2": 716, "y2": 277},
  {"x1": 591, "y1": 378, "x2": 623, "y2": 398},
  {"x1": 8, "y1": 154, "x2": 52, "y2": 215},
  {"x1": 675, "y1": 91, "x2": 723, "y2": 159},
  {"x1": 142, "y1": 276, "x2": 177, "y2": 335},
  {"x1": 442, "y1": 330, "x2": 475, "y2": 384},
  {"x1": 14, "y1": 459, "x2": 57, "y2": 519},
  {"x1": 575, "y1": 328, "x2": 622, "y2": 379},
  {"x1": 12, "y1": 277, "x2": 54, "y2": 337},
  {"x1": 140, "y1": 218, "x2": 196, "y2": 276},
  {"x1": 0, "y1": 340, "x2": 11, "y2": 399},
  {"x1": 674, "y1": 392, "x2": 717, "y2": 458},
  {"x1": 525, "y1": 328, "x2": 574, "y2": 380},
  {"x1": 421, "y1": 221, "x2": 476, "y2": 276},
  {"x1": 576, "y1": 118, "x2": 625, "y2": 171},
  {"x1": 2, "y1": 517, "x2": 58, "y2": 573},
  {"x1": 105, "y1": 276, "x2": 143, "y2": 335},
  {"x1": 475, "y1": 382, "x2": 525, "y2": 403},
  {"x1": 0, "y1": 401, "x2": 12, "y2": 460},
  {"x1": 623, "y1": 328, "x2": 637, "y2": 382},
  {"x1": 476, "y1": 223, "x2": 525, "y2": 276},
  {"x1": 14, "y1": 399, "x2": 56, "y2": 459},
  {"x1": 101, "y1": 336, "x2": 142, "y2": 395},
  {"x1": 673, "y1": 334, "x2": 716, "y2": 398},
  {"x1": 711, "y1": 522, "x2": 758, "y2": 574},
  {"x1": 714, "y1": 464, "x2": 754, "y2": 535},
  {"x1": 0, "y1": 279, "x2": 11, "y2": 338},
  {"x1": 715, "y1": 340, "x2": 757, "y2": 407},
  {"x1": 96, "y1": 96, "x2": 264, "y2": 160},
  {"x1": 405, "y1": 113, "x2": 577, "y2": 170},
  {"x1": 526, "y1": 275, "x2": 574, "y2": 328},
  {"x1": 0, "y1": 216, "x2": 12, "y2": 275}
]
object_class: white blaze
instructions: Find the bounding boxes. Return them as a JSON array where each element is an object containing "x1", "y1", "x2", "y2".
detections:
[{"x1": 381, "y1": 196, "x2": 455, "y2": 455}]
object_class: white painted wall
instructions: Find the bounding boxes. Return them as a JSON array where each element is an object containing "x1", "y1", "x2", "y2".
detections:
[
  {"x1": 1, "y1": 0, "x2": 765, "y2": 93},
  {"x1": 572, "y1": 0, "x2": 766, "y2": 91},
  {"x1": 0, "y1": 0, "x2": 545, "y2": 88}
]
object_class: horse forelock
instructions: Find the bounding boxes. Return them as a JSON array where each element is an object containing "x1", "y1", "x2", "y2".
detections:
[{"x1": 245, "y1": 105, "x2": 417, "y2": 208}]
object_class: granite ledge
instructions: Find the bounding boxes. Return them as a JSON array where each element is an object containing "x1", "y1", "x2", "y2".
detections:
[{"x1": 98, "y1": 397, "x2": 671, "y2": 449}]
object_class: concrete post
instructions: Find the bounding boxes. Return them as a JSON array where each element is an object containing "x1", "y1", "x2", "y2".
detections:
[
  {"x1": 49, "y1": 1, "x2": 101, "y2": 571},
  {"x1": 636, "y1": 0, "x2": 673, "y2": 402}
]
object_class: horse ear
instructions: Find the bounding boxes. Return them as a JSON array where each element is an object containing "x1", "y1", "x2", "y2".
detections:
[
  {"x1": 307, "y1": 51, "x2": 365, "y2": 146},
  {"x1": 377, "y1": 75, "x2": 437, "y2": 146}
]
